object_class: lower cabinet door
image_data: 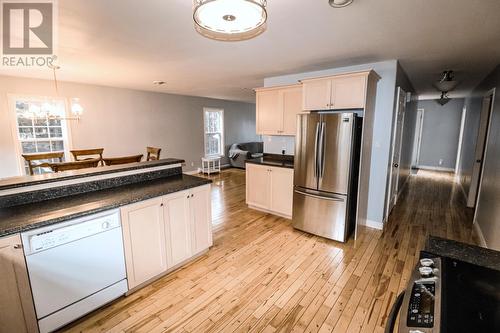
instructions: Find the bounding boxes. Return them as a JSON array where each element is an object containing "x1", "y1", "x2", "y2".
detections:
[
  {"x1": 121, "y1": 197, "x2": 167, "y2": 290},
  {"x1": 163, "y1": 190, "x2": 192, "y2": 268},
  {"x1": 190, "y1": 185, "x2": 212, "y2": 255},
  {"x1": 270, "y1": 167, "x2": 294, "y2": 217},
  {"x1": 0, "y1": 234, "x2": 38, "y2": 333},
  {"x1": 246, "y1": 163, "x2": 271, "y2": 209}
]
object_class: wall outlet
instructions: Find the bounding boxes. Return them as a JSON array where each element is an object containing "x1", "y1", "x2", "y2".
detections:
[{"x1": 439, "y1": 159, "x2": 443, "y2": 166}]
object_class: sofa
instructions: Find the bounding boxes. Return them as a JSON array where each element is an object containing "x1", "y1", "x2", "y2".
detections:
[{"x1": 229, "y1": 142, "x2": 263, "y2": 169}]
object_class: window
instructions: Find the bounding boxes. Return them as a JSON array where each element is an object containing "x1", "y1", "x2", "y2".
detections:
[
  {"x1": 203, "y1": 108, "x2": 224, "y2": 157},
  {"x1": 12, "y1": 98, "x2": 70, "y2": 175}
]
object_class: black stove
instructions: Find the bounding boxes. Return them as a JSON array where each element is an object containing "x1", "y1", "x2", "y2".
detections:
[{"x1": 386, "y1": 254, "x2": 500, "y2": 333}]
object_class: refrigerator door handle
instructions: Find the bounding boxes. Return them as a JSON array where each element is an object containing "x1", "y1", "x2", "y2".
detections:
[
  {"x1": 314, "y1": 122, "x2": 320, "y2": 179},
  {"x1": 294, "y1": 189, "x2": 344, "y2": 202},
  {"x1": 319, "y1": 121, "x2": 326, "y2": 179}
]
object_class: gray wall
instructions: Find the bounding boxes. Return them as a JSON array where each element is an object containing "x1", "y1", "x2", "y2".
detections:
[
  {"x1": 416, "y1": 98, "x2": 464, "y2": 170},
  {"x1": 459, "y1": 65, "x2": 500, "y2": 250},
  {"x1": 263, "y1": 60, "x2": 399, "y2": 226},
  {"x1": 0, "y1": 75, "x2": 258, "y2": 178},
  {"x1": 223, "y1": 106, "x2": 261, "y2": 165}
]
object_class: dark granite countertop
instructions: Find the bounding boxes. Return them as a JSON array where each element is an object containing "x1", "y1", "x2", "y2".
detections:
[
  {"x1": 0, "y1": 174, "x2": 211, "y2": 237},
  {"x1": 246, "y1": 154, "x2": 294, "y2": 169},
  {"x1": 424, "y1": 236, "x2": 500, "y2": 271},
  {"x1": 0, "y1": 158, "x2": 185, "y2": 190}
]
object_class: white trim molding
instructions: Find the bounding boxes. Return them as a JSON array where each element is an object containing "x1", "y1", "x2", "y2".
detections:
[
  {"x1": 416, "y1": 165, "x2": 455, "y2": 172},
  {"x1": 365, "y1": 219, "x2": 384, "y2": 230}
]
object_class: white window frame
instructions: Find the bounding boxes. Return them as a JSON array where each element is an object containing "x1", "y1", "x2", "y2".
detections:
[
  {"x1": 203, "y1": 107, "x2": 225, "y2": 157},
  {"x1": 7, "y1": 94, "x2": 73, "y2": 176}
]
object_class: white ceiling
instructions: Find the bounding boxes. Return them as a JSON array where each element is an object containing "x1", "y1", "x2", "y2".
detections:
[{"x1": 1, "y1": 0, "x2": 499, "y2": 102}]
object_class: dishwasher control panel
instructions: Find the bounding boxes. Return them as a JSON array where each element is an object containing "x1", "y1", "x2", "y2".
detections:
[{"x1": 22, "y1": 210, "x2": 121, "y2": 255}]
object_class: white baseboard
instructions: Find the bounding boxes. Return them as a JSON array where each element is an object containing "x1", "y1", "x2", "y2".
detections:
[
  {"x1": 473, "y1": 222, "x2": 487, "y2": 248},
  {"x1": 416, "y1": 165, "x2": 455, "y2": 172},
  {"x1": 183, "y1": 170, "x2": 200, "y2": 175},
  {"x1": 364, "y1": 219, "x2": 384, "y2": 230}
]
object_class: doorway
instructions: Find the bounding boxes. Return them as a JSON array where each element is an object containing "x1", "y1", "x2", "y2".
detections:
[
  {"x1": 386, "y1": 87, "x2": 407, "y2": 217},
  {"x1": 467, "y1": 89, "x2": 495, "y2": 208},
  {"x1": 411, "y1": 108, "x2": 425, "y2": 169}
]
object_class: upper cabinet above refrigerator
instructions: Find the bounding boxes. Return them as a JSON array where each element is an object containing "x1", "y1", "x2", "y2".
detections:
[{"x1": 301, "y1": 71, "x2": 379, "y2": 111}]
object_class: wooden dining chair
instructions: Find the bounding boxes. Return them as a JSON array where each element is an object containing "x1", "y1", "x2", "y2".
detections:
[
  {"x1": 22, "y1": 152, "x2": 64, "y2": 175},
  {"x1": 49, "y1": 158, "x2": 101, "y2": 173},
  {"x1": 102, "y1": 154, "x2": 143, "y2": 166},
  {"x1": 146, "y1": 147, "x2": 162, "y2": 161},
  {"x1": 71, "y1": 148, "x2": 104, "y2": 165}
]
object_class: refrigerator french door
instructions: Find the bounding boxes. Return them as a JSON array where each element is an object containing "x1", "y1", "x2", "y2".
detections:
[{"x1": 293, "y1": 112, "x2": 361, "y2": 242}]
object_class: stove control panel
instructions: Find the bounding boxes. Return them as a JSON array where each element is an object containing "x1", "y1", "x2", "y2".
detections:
[
  {"x1": 407, "y1": 282, "x2": 435, "y2": 327},
  {"x1": 399, "y1": 257, "x2": 442, "y2": 333}
]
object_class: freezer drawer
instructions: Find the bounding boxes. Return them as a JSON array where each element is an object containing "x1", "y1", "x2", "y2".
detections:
[{"x1": 292, "y1": 188, "x2": 348, "y2": 242}]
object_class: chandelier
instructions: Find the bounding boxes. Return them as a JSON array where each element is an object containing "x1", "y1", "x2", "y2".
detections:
[{"x1": 193, "y1": 0, "x2": 267, "y2": 41}]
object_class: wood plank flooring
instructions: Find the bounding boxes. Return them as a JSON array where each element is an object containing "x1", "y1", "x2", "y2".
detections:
[{"x1": 64, "y1": 169, "x2": 478, "y2": 333}]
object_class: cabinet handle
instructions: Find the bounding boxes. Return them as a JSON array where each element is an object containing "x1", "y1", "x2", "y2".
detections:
[
  {"x1": 13, "y1": 244, "x2": 22, "y2": 249},
  {"x1": 191, "y1": 194, "x2": 194, "y2": 198},
  {"x1": 187, "y1": 195, "x2": 190, "y2": 199},
  {"x1": 160, "y1": 203, "x2": 164, "y2": 207}
]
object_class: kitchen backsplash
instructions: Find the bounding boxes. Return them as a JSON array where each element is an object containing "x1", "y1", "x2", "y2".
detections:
[{"x1": 263, "y1": 135, "x2": 295, "y2": 155}]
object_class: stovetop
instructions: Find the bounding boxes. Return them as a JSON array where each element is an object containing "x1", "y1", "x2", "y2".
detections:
[{"x1": 441, "y1": 257, "x2": 500, "y2": 332}]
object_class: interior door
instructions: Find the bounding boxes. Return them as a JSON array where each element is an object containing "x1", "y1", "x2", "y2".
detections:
[
  {"x1": 163, "y1": 190, "x2": 192, "y2": 268},
  {"x1": 467, "y1": 95, "x2": 493, "y2": 208},
  {"x1": 317, "y1": 113, "x2": 354, "y2": 195},
  {"x1": 387, "y1": 88, "x2": 406, "y2": 215},
  {"x1": 294, "y1": 113, "x2": 321, "y2": 190}
]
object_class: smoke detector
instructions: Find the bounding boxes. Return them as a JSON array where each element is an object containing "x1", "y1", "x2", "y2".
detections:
[{"x1": 329, "y1": 0, "x2": 354, "y2": 8}]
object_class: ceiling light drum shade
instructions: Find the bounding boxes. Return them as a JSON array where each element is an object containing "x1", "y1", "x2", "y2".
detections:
[
  {"x1": 193, "y1": 0, "x2": 267, "y2": 41},
  {"x1": 329, "y1": 0, "x2": 354, "y2": 8}
]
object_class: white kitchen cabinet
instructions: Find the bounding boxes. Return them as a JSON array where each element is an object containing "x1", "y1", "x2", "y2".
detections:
[
  {"x1": 302, "y1": 72, "x2": 370, "y2": 111},
  {"x1": 246, "y1": 164, "x2": 294, "y2": 218},
  {"x1": 189, "y1": 185, "x2": 213, "y2": 255},
  {"x1": 256, "y1": 88, "x2": 282, "y2": 135},
  {"x1": 246, "y1": 163, "x2": 271, "y2": 210},
  {"x1": 163, "y1": 190, "x2": 192, "y2": 268},
  {"x1": 302, "y1": 79, "x2": 332, "y2": 111},
  {"x1": 281, "y1": 86, "x2": 303, "y2": 135},
  {"x1": 255, "y1": 84, "x2": 302, "y2": 136},
  {"x1": 121, "y1": 185, "x2": 212, "y2": 291},
  {"x1": 269, "y1": 167, "x2": 294, "y2": 217},
  {"x1": 121, "y1": 197, "x2": 167, "y2": 290},
  {"x1": 0, "y1": 234, "x2": 39, "y2": 333}
]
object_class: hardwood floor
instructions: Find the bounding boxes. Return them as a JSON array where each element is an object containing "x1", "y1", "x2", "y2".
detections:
[{"x1": 64, "y1": 168, "x2": 477, "y2": 333}]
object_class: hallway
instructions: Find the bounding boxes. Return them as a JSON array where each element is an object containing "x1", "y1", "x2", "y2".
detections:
[{"x1": 65, "y1": 169, "x2": 477, "y2": 333}]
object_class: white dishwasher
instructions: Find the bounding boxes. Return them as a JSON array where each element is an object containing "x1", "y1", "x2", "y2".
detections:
[{"x1": 21, "y1": 209, "x2": 128, "y2": 333}]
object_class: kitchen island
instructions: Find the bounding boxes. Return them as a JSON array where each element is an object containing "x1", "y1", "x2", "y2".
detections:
[{"x1": 0, "y1": 160, "x2": 212, "y2": 333}]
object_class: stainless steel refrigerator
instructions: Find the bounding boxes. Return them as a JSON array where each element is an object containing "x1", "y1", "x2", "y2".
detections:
[{"x1": 293, "y1": 112, "x2": 362, "y2": 242}]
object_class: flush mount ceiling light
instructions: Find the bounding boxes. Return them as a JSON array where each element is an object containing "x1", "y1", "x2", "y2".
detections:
[
  {"x1": 433, "y1": 70, "x2": 459, "y2": 93},
  {"x1": 193, "y1": 0, "x2": 267, "y2": 41},
  {"x1": 329, "y1": 0, "x2": 354, "y2": 8}
]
